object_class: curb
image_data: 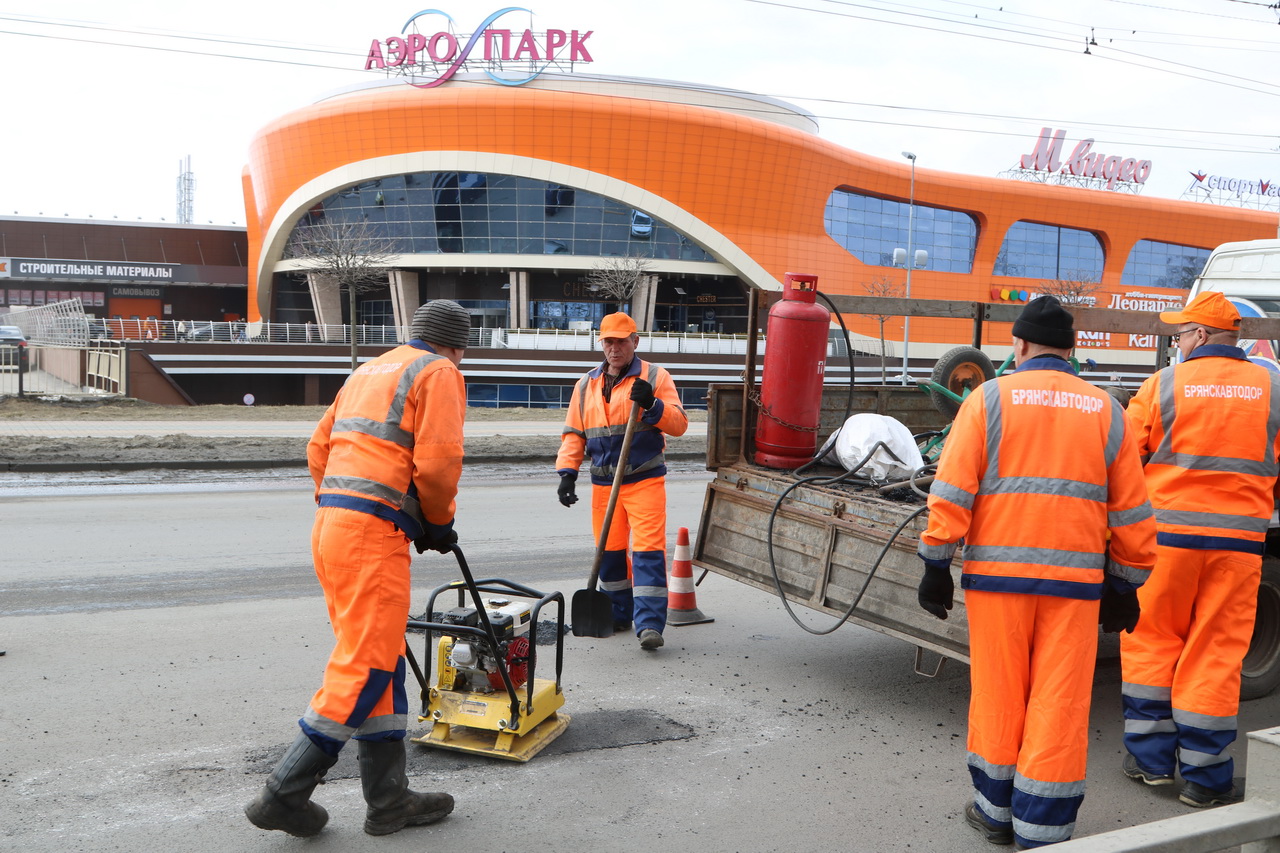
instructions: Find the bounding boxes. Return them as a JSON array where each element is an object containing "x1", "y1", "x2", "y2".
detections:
[{"x1": 0, "y1": 450, "x2": 708, "y2": 473}]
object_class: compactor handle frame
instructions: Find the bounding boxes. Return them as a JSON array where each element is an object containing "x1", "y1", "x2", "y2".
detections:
[{"x1": 406, "y1": 544, "x2": 566, "y2": 734}]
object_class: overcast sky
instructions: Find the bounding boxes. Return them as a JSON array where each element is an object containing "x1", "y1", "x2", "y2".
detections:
[{"x1": 1, "y1": 0, "x2": 1276, "y2": 228}]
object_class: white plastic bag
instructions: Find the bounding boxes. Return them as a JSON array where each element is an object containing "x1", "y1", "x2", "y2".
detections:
[{"x1": 815, "y1": 413, "x2": 925, "y2": 481}]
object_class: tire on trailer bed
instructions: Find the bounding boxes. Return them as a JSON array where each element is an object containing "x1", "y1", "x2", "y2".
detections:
[{"x1": 928, "y1": 346, "x2": 996, "y2": 420}]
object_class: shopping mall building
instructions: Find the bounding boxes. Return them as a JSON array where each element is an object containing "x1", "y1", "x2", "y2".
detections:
[{"x1": 242, "y1": 70, "x2": 1277, "y2": 348}]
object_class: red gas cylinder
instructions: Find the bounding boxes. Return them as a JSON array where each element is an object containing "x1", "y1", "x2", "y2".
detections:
[{"x1": 754, "y1": 273, "x2": 830, "y2": 469}]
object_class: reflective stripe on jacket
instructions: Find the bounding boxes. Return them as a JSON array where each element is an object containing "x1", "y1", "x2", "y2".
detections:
[
  {"x1": 920, "y1": 356, "x2": 1156, "y2": 599},
  {"x1": 1127, "y1": 344, "x2": 1280, "y2": 554},
  {"x1": 307, "y1": 340, "x2": 465, "y2": 540},
  {"x1": 555, "y1": 357, "x2": 688, "y2": 486}
]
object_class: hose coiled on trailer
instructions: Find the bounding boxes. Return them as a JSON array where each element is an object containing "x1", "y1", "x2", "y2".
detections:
[{"x1": 764, "y1": 441, "x2": 930, "y2": 635}]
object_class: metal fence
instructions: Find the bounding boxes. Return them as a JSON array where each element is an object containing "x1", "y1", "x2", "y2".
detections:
[{"x1": 0, "y1": 301, "x2": 127, "y2": 397}]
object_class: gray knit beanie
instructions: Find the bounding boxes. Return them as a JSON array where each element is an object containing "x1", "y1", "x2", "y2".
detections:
[{"x1": 410, "y1": 300, "x2": 470, "y2": 349}]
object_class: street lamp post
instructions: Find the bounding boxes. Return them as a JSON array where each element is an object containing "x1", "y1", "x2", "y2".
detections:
[{"x1": 900, "y1": 151, "x2": 917, "y2": 385}]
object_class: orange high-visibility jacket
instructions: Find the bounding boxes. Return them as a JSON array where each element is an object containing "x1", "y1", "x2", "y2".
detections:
[
  {"x1": 308, "y1": 342, "x2": 465, "y2": 539},
  {"x1": 920, "y1": 358, "x2": 1156, "y2": 598},
  {"x1": 556, "y1": 358, "x2": 687, "y2": 486},
  {"x1": 1127, "y1": 346, "x2": 1280, "y2": 553}
]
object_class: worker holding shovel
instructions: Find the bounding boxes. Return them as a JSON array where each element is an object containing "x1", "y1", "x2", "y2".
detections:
[{"x1": 557, "y1": 312, "x2": 688, "y2": 649}]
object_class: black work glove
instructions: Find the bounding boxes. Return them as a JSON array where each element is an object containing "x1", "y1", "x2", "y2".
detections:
[
  {"x1": 414, "y1": 521, "x2": 457, "y2": 554},
  {"x1": 557, "y1": 472, "x2": 578, "y2": 507},
  {"x1": 917, "y1": 558, "x2": 954, "y2": 620},
  {"x1": 1100, "y1": 586, "x2": 1140, "y2": 634},
  {"x1": 629, "y1": 378, "x2": 656, "y2": 410}
]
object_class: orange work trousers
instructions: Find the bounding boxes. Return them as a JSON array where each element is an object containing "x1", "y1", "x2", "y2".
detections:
[
  {"x1": 591, "y1": 476, "x2": 669, "y2": 633},
  {"x1": 1121, "y1": 545, "x2": 1260, "y2": 791},
  {"x1": 966, "y1": 589, "x2": 1099, "y2": 848},
  {"x1": 300, "y1": 506, "x2": 412, "y2": 754}
]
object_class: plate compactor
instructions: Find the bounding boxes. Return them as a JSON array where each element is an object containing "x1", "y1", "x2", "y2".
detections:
[{"x1": 405, "y1": 545, "x2": 569, "y2": 762}]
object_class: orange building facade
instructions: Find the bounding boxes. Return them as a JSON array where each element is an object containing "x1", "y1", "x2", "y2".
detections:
[{"x1": 242, "y1": 73, "x2": 1278, "y2": 361}]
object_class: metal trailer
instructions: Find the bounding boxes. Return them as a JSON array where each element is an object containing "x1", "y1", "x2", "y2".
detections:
[{"x1": 691, "y1": 292, "x2": 1280, "y2": 699}]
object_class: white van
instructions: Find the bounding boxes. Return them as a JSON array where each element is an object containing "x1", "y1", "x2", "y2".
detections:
[
  {"x1": 1187, "y1": 237, "x2": 1280, "y2": 319},
  {"x1": 1183, "y1": 237, "x2": 1280, "y2": 368}
]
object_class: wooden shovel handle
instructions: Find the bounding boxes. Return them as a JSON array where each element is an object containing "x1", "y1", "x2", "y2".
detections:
[{"x1": 586, "y1": 401, "x2": 642, "y2": 592}]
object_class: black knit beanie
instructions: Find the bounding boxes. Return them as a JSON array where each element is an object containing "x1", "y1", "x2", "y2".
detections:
[
  {"x1": 410, "y1": 300, "x2": 470, "y2": 349},
  {"x1": 1012, "y1": 295, "x2": 1075, "y2": 349}
]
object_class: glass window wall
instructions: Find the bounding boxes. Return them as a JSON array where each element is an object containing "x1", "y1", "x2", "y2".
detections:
[
  {"x1": 994, "y1": 222, "x2": 1104, "y2": 282},
  {"x1": 529, "y1": 300, "x2": 623, "y2": 331},
  {"x1": 285, "y1": 173, "x2": 715, "y2": 262},
  {"x1": 465, "y1": 381, "x2": 708, "y2": 410},
  {"x1": 824, "y1": 189, "x2": 977, "y2": 274},
  {"x1": 1121, "y1": 240, "x2": 1210, "y2": 290}
]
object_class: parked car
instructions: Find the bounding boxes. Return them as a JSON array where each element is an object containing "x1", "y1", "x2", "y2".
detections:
[
  {"x1": 86, "y1": 320, "x2": 112, "y2": 340},
  {"x1": 0, "y1": 325, "x2": 28, "y2": 372},
  {"x1": 630, "y1": 210, "x2": 654, "y2": 239},
  {"x1": 544, "y1": 185, "x2": 576, "y2": 216}
]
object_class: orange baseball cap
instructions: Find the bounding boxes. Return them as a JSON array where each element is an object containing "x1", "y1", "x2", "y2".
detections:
[
  {"x1": 597, "y1": 312, "x2": 638, "y2": 340},
  {"x1": 1159, "y1": 291, "x2": 1241, "y2": 331}
]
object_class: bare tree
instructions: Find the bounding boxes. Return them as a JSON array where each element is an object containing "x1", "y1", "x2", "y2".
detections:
[
  {"x1": 584, "y1": 255, "x2": 654, "y2": 312},
  {"x1": 289, "y1": 217, "x2": 399, "y2": 372},
  {"x1": 1037, "y1": 275, "x2": 1104, "y2": 308},
  {"x1": 863, "y1": 274, "x2": 904, "y2": 383}
]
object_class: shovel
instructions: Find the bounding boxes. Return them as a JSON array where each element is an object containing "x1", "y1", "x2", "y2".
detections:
[{"x1": 571, "y1": 400, "x2": 641, "y2": 637}]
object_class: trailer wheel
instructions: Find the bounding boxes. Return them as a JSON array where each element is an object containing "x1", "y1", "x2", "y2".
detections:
[
  {"x1": 929, "y1": 346, "x2": 996, "y2": 419},
  {"x1": 1102, "y1": 385, "x2": 1131, "y2": 409},
  {"x1": 1242, "y1": 557, "x2": 1280, "y2": 701}
]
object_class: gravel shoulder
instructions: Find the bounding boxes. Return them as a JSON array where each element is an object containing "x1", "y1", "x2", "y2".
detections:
[{"x1": 0, "y1": 395, "x2": 707, "y2": 470}]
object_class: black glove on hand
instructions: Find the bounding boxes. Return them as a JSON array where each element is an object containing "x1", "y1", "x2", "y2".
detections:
[
  {"x1": 414, "y1": 522, "x2": 457, "y2": 554},
  {"x1": 917, "y1": 559, "x2": 954, "y2": 620},
  {"x1": 629, "y1": 378, "x2": 655, "y2": 410},
  {"x1": 557, "y1": 472, "x2": 578, "y2": 507},
  {"x1": 1100, "y1": 586, "x2": 1141, "y2": 634}
]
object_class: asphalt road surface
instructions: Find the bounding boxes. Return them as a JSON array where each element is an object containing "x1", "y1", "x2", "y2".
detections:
[{"x1": 2, "y1": 465, "x2": 1275, "y2": 852}]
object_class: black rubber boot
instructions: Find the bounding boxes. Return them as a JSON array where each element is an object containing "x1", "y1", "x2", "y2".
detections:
[
  {"x1": 358, "y1": 739, "x2": 455, "y2": 836},
  {"x1": 244, "y1": 732, "x2": 339, "y2": 837}
]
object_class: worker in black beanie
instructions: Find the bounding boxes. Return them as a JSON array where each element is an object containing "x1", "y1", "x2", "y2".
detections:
[
  {"x1": 915, "y1": 291, "x2": 1156, "y2": 847},
  {"x1": 1011, "y1": 295, "x2": 1075, "y2": 350}
]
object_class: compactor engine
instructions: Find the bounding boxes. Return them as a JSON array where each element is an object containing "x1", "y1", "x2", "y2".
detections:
[{"x1": 436, "y1": 599, "x2": 532, "y2": 692}]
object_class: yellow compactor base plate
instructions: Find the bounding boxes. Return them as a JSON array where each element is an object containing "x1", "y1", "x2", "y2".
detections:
[
  {"x1": 412, "y1": 711, "x2": 570, "y2": 762},
  {"x1": 411, "y1": 678, "x2": 569, "y2": 762}
]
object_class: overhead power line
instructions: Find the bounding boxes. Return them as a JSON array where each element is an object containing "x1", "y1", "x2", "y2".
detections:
[{"x1": 0, "y1": 6, "x2": 1276, "y2": 160}]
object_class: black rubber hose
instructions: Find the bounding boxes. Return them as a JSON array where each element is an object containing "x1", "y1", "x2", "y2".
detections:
[{"x1": 764, "y1": 440, "x2": 926, "y2": 635}]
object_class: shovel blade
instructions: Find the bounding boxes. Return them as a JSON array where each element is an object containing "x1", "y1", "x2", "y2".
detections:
[{"x1": 570, "y1": 589, "x2": 615, "y2": 637}]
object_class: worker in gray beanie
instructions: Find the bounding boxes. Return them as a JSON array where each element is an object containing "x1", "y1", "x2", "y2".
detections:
[
  {"x1": 411, "y1": 300, "x2": 470, "y2": 350},
  {"x1": 248, "y1": 298, "x2": 471, "y2": 838}
]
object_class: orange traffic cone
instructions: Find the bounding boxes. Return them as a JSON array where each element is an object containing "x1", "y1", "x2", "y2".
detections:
[{"x1": 667, "y1": 527, "x2": 713, "y2": 627}]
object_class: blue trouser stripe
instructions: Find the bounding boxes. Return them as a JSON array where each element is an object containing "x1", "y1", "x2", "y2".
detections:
[
  {"x1": 1013, "y1": 788, "x2": 1082, "y2": 846},
  {"x1": 599, "y1": 550, "x2": 634, "y2": 626},
  {"x1": 1122, "y1": 693, "x2": 1176, "y2": 775},
  {"x1": 298, "y1": 719, "x2": 344, "y2": 757},
  {"x1": 1123, "y1": 693, "x2": 1237, "y2": 789},
  {"x1": 969, "y1": 762, "x2": 1014, "y2": 825},
  {"x1": 631, "y1": 549, "x2": 667, "y2": 632},
  {"x1": 345, "y1": 665, "x2": 396, "y2": 729},
  {"x1": 1178, "y1": 722, "x2": 1236, "y2": 791},
  {"x1": 600, "y1": 549, "x2": 668, "y2": 632}
]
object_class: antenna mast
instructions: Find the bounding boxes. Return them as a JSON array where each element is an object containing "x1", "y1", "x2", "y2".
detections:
[{"x1": 176, "y1": 155, "x2": 195, "y2": 224}]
